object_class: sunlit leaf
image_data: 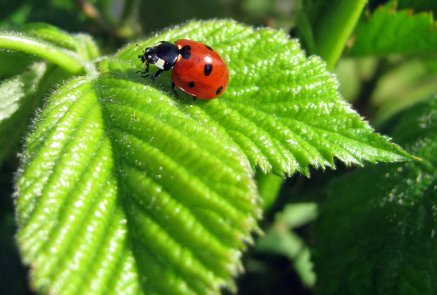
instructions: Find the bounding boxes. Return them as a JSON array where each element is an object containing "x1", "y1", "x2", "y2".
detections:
[
  {"x1": 16, "y1": 75, "x2": 259, "y2": 294},
  {"x1": 113, "y1": 20, "x2": 408, "y2": 176}
]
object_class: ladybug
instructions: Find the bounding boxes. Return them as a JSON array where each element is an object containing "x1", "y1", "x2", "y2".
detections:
[{"x1": 138, "y1": 39, "x2": 229, "y2": 100}]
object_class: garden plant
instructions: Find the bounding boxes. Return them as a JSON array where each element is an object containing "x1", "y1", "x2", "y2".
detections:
[{"x1": 0, "y1": 0, "x2": 436, "y2": 294}]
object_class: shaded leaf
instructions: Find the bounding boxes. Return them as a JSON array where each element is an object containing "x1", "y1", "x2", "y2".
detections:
[
  {"x1": 256, "y1": 203, "x2": 317, "y2": 287},
  {"x1": 371, "y1": 58, "x2": 437, "y2": 123},
  {"x1": 0, "y1": 61, "x2": 72, "y2": 164},
  {"x1": 314, "y1": 97, "x2": 437, "y2": 295},
  {"x1": 0, "y1": 62, "x2": 46, "y2": 162},
  {"x1": 398, "y1": 0, "x2": 437, "y2": 15},
  {"x1": 350, "y1": 3, "x2": 437, "y2": 56},
  {"x1": 0, "y1": 50, "x2": 36, "y2": 79},
  {"x1": 255, "y1": 173, "x2": 283, "y2": 211}
]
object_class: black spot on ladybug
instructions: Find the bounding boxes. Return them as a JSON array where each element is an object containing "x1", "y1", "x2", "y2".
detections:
[
  {"x1": 216, "y1": 86, "x2": 223, "y2": 95},
  {"x1": 205, "y1": 45, "x2": 214, "y2": 51},
  {"x1": 189, "y1": 81, "x2": 195, "y2": 88},
  {"x1": 180, "y1": 45, "x2": 191, "y2": 59},
  {"x1": 204, "y1": 63, "x2": 213, "y2": 76}
]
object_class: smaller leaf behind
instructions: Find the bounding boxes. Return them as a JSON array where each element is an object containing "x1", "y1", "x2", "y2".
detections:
[
  {"x1": 398, "y1": 0, "x2": 437, "y2": 14},
  {"x1": 0, "y1": 50, "x2": 36, "y2": 79},
  {"x1": 314, "y1": 96, "x2": 437, "y2": 295},
  {"x1": 0, "y1": 63, "x2": 44, "y2": 163},
  {"x1": 0, "y1": 61, "x2": 72, "y2": 164},
  {"x1": 256, "y1": 203, "x2": 317, "y2": 287},
  {"x1": 350, "y1": 2, "x2": 437, "y2": 56}
]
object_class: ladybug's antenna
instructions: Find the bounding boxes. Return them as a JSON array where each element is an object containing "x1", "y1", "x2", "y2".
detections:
[
  {"x1": 136, "y1": 43, "x2": 145, "y2": 60},
  {"x1": 136, "y1": 43, "x2": 145, "y2": 52}
]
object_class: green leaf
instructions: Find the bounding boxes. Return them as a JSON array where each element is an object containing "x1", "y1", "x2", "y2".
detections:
[
  {"x1": 0, "y1": 23, "x2": 99, "y2": 74},
  {"x1": 0, "y1": 50, "x2": 36, "y2": 78},
  {"x1": 314, "y1": 97, "x2": 437, "y2": 295},
  {"x1": 0, "y1": 23, "x2": 99, "y2": 162},
  {"x1": 350, "y1": 3, "x2": 437, "y2": 56},
  {"x1": 0, "y1": 63, "x2": 46, "y2": 163},
  {"x1": 300, "y1": 0, "x2": 367, "y2": 69},
  {"x1": 371, "y1": 58, "x2": 437, "y2": 123},
  {"x1": 16, "y1": 75, "x2": 259, "y2": 294},
  {"x1": 0, "y1": 62, "x2": 46, "y2": 162},
  {"x1": 20, "y1": 23, "x2": 100, "y2": 60},
  {"x1": 256, "y1": 203, "x2": 317, "y2": 287},
  {"x1": 398, "y1": 0, "x2": 437, "y2": 15},
  {"x1": 112, "y1": 20, "x2": 408, "y2": 176},
  {"x1": 255, "y1": 172, "x2": 283, "y2": 211},
  {"x1": 15, "y1": 20, "x2": 410, "y2": 295},
  {"x1": 0, "y1": 60, "x2": 72, "y2": 164}
]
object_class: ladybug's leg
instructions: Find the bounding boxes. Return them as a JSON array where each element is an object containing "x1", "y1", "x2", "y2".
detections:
[
  {"x1": 136, "y1": 63, "x2": 150, "y2": 77},
  {"x1": 151, "y1": 69, "x2": 164, "y2": 80},
  {"x1": 171, "y1": 82, "x2": 179, "y2": 97},
  {"x1": 136, "y1": 70, "x2": 150, "y2": 78},
  {"x1": 192, "y1": 96, "x2": 197, "y2": 101}
]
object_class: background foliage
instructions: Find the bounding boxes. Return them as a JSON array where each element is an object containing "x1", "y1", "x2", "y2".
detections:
[{"x1": 1, "y1": 0, "x2": 436, "y2": 294}]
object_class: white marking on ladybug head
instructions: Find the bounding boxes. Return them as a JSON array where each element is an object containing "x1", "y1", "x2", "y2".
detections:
[{"x1": 155, "y1": 58, "x2": 165, "y2": 69}]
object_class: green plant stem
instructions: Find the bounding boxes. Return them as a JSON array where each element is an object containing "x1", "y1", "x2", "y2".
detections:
[
  {"x1": 0, "y1": 34, "x2": 85, "y2": 74},
  {"x1": 314, "y1": 0, "x2": 367, "y2": 69},
  {"x1": 117, "y1": 0, "x2": 141, "y2": 38}
]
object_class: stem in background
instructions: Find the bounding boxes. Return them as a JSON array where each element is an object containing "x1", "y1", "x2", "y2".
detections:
[
  {"x1": 256, "y1": 173, "x2": 283, "y2": 212},
  {"x1": 262, "y1": 1, "x2": 367, "y2": 209},
  {"x1": 353, "y1": 59, "x2": 387, "y2": 119},
  {"x1": 74, "y1": 0, "x2": 114, "y2": 35},
  {"x1": 117, "y1": 0, "x2": 142, "y2": 38},
  {"x1": 313, "y1": 0, "x2": 367, "y2": 70},
  {"x1": 0, "y1": 34, "x2": 85, "y2": 74}
]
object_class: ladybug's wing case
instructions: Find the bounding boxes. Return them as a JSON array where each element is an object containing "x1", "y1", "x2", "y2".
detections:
[{"x1": 172, "y1": 39, "x2": 229, "y2": 99}]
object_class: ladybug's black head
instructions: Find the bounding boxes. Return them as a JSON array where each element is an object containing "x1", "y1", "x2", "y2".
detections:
[
  {"x1": 138, "y1": 41, "x2": 179, "y2": 71},
  {"x1": 138, "y1": 46, "x2": 158, "y2": 65}
]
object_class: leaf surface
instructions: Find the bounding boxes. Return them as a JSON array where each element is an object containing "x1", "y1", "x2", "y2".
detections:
[
  {"x1": 314, "y1": 97, "x2": 437, "y2": 295},
  {"x1": 350, "y1": 3, "x2": 437, "y2": 56},
  {"x1": 113, "y1": 20, "x2": 408, "y2": 176},
  {"x1": 0, "y1": 62, "x2": 73, "y2": 163},
  {"x1": 16, "y1": 74, "x2": 259, "y2": 294}
]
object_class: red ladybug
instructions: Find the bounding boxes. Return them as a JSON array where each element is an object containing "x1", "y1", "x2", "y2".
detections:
[{"x1": 138, "y1": 39, "x2": 229, "y2": 100}]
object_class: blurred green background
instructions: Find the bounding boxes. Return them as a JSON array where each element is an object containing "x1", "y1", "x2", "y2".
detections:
[{"x1": 2, "y1": 0, "x2": 437, "y2": 294}]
